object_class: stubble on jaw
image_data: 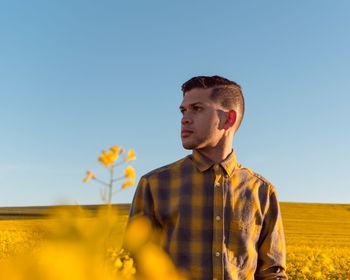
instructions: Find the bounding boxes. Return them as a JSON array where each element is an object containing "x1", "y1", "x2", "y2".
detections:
[
  {"x1": 181, "y1": 137, "x2": 197, "y2": 150},
  {"x1": 181, "y1": 119, "x2": 224, "y2": 151}
]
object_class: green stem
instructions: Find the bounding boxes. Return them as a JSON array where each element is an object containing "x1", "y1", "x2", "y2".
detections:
[
  {"x1": 112, "y1": 160, "x2": 126, "y2": 169},
  {"x1": 94, "y1": 177, "x2": 109, "y2": 186},
  {"x1": 112, "y1": 188, "x2": 123, "y2": 196},
  {"x1": 108, "y1": 163, "x2": 114, "y2": 204},
  {"x1": 112, "y1": 176, "x2": 125, "y2": 182}
]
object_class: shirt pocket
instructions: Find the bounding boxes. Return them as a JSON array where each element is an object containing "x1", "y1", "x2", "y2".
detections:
[{"x1": 228, "y1": 215, "x2": 262, "y2": 246}]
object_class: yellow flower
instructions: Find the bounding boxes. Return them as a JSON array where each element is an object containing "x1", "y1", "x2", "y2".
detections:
[
  {"x1": 98, "y1": 151, "x2": 117, "y2": 167},
  {"x1": 123, "y1": 216, "x2": 152, "y2": 252},
  {"x1": 83, "y1": 170, "x2": 96, "y2": 182},
  {"x1": 322, "y1": 255, "x2": 332, "y2": 264},
  {"x1": 98, "y1": 152, "x2": 109, "y2": 166},
  {"x1": 122, "y1": 166, "x2": 135, "y2": 189},
  {"x1": 109, "y1": 145, "x2": 122, "y2": 155},
  {"x1": 125, "y1": 149, "x2": 136, "y2": 162},
  {"x1": 301, "y1": 266, "x2": 310, "y2": 273},
  {"x1": 124, "y1": 166, "x2": 135, "y2": 179}
]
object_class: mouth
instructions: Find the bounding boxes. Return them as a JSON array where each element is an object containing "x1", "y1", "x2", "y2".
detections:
[{"x1": 181, "y1": 129, "x2": 193, "y2": 138}]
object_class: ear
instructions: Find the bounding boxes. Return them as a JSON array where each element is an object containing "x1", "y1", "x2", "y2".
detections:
[{"x1": 223, "y1": 110, "x2": 236, "y2": 130}]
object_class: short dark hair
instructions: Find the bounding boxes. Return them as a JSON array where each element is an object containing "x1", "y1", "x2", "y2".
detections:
[{"x1": 181, "y1": 75, "x2": 245, "y2": 131}]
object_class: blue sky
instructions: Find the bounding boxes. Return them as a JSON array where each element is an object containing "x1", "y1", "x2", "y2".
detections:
[{"x1": 0, "y1": 1, "x2": 349, "y2": 206}]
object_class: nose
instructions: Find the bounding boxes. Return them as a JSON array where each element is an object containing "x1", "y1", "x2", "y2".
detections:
[{"x1": 181, "y1": 113, "x2": 193, "y2": 125}]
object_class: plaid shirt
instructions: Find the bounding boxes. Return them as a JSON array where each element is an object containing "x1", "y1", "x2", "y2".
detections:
[{"x1": 129, "y1": 150, "x2": 287, "y2": 280}]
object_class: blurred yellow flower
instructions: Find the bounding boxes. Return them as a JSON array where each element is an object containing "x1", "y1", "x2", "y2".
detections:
[
  {"x1": 322, "y1": 255, "x2": 332, "y2": 264},
  {"x1": 98, "y1": 151, "x2": 117, "y2": 167},
  {"x1": 125, "y1": 149, "x2": 136, "y2": 162},
  {"x1": 301, "y1": 266, "x2": 310, "y2": 273},
  {"x1": 122, "y1": 166, "x2": 135, "y2": 189},
  {"x1": 86, "y1": 145, "x2": 136, "y2": 203},
  {"x1": 109, "y1": 145, "x2": 122, "y2": 155},
  {"x1": 138, "y1": 244, "x2": 185, "y2": 280},
  {"x1": 123, "y1": 216, "x2": 152, "y2": 253},
  {"x1": 83, "y1": 170, "x2": 96, "y2": 182}
]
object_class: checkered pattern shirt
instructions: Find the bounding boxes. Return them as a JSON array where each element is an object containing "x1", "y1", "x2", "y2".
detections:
[{"x1": 129, "y1": 150, "x2": 287, "y2": 280}]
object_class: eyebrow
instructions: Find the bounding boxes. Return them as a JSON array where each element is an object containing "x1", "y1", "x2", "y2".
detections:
[{"x1": 179, "y1": 102, "x2": 204, "y2": 110}]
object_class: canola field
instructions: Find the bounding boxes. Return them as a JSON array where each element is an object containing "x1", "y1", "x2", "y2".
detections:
[
  {"x1": 280, "y1": 202, "x2": 350, "y2": 280},
  {"x1": 0, "y1": 202, "x2": 349, "y2": 280}
]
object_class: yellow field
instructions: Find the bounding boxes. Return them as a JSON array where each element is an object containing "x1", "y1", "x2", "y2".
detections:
[
  {"x1": 0, "y1": 202, "x2": 349, "y2": 279},
  {"x1": 281, "y1": 202, "x2": 350, "y2": 280}
]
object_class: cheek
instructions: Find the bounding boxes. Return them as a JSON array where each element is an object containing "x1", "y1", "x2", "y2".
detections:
[
  {"x1": 194, "y1": 112, "x2": 220, "y2": 133},
  {"x1": 203, "y1": 119, "x2": 221, "y2": 135},
  {"x1": 209, "y1": 115, "x2": 222, "y2": 130}
]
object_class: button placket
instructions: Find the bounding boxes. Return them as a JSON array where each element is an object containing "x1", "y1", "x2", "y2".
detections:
[{"x1": 212, "y1": 165, "x2": 224, "y2": 279}]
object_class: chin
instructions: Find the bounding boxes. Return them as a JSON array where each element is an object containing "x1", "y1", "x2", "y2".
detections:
[{"x1": 181, "y1": 141, "x2": 195, "y2": 150}]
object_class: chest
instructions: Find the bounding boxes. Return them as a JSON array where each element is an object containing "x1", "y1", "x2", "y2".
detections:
[{"x1": 152, "y1": 172, "x2": 265, "y2": 231}]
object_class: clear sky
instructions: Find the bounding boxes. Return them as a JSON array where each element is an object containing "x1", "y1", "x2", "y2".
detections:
[{"x1": 1, "y1": 1, "x2": 349, "y2": 206}]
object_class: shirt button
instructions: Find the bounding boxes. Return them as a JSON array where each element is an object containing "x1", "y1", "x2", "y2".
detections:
[
  {"x1": 215, "y1": 182, "x2": 220, "y2": 187},
  {"x1": 214, "y1": 164, "x2": 219, "y2": 170},
  {"x1": 216, "y1": 216, "x2": 221, "y2": 221},
  {"x1": 215, "y1": 251, "x2": 220, "y2": 257}
]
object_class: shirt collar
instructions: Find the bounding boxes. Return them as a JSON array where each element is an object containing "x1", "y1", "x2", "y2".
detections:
[{"x1": 191, "y1": 149, "x2": 237, "y2": 177}]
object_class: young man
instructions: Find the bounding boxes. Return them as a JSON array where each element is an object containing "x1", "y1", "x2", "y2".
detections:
[{"x1": 129, "y1": 76, "x2": 287, "y2": 280}]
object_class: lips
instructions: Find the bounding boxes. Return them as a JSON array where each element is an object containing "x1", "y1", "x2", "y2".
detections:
[{"x1": 181, "y1": 129, "x2": 193, "y2": 137}]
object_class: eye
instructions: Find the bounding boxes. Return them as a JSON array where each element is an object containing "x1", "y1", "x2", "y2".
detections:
[
  {"x1": 180, "y1": 108, "x2": 185, "y2": 114},
  {"x1": 193, "y1": 106, "x2": 202, "y2": 112}
]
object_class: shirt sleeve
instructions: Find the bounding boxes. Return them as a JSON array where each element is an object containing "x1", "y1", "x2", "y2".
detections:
[
  {"x1": 128, "y1": 176, "x2": 162, "y2": 228},
  {"x1": 255, "y1": 187, "x2": 288, "y2": 280}
]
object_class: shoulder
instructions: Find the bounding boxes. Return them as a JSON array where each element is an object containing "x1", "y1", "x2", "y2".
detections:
[
  {"x1": 236, "y1": 162, "x2": 276, "y2": 193},
  {"x1": 236, "y1": 163, "x2": 281, "y2": 215},
  {"x1": 141, "y1": 155, "x2": 192, "y2": 180}
]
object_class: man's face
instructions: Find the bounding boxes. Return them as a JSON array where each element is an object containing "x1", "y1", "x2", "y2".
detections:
[{"x1": 179, "y1": 88, "x2": 226, "y2": 151}]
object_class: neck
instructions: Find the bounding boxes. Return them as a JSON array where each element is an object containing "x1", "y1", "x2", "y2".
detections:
[
  {"x1": 196, "y1": 136, "x2": 234, "y2": 163},
  {"x1": 197, "y1": 148, "x2": 232, "y2": 163}
]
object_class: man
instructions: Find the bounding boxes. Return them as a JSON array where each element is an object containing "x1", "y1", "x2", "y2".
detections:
[{"x1": 129, "y1": 76, "x2": 287, "y2": 280}]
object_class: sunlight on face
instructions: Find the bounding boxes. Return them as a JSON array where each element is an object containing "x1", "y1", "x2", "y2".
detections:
[{"x1": 180, "y1": 88, "x2": 226, "y2": 151}]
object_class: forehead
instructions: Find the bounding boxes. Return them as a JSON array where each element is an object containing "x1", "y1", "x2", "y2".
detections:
[{"x1": 180, "y1": 88, "x2": 215, "y2": 107}]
